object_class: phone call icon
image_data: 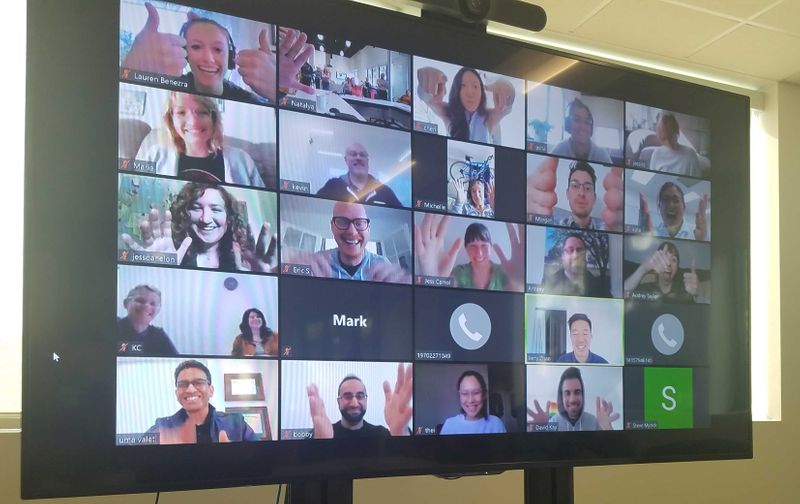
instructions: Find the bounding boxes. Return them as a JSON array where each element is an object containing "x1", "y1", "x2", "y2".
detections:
[
  {"x1": 650, "y1": 314, "x2": 684, "y2": 355},
  {"x1": 449, "y1": 303, "x2": 492, "y2": 350}
]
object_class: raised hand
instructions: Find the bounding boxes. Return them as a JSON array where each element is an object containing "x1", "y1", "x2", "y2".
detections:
[
  {"x1": 277, "y1": 28, "x2": 316, "y2": 95},
  {"x1": 602, "y1": 167, "x2": 624, "y2": 231},
  {"x1": 121, "y1": 2, "x2": 186, "y2": 76},
  {"x1": 595, "y1": 397, "x2": 620, "y2": 431},
  {"x1": 646, "y1": 248, "x2": 672, "y2": 274},
  {"x1": 383, "y1": 363, "x2": 413, "y2": 436},
  {"x1": 453, "y1": 178, "x2": 468, "y2": 203},
  {"x1": 639, "y1": 193, "x2": 654, "y2": 232},
  {"x1": 281, "y1": 248, "x2": 333, "y2": 278},
  {"x1": 494, "y1": 223, "x2": 524, "y2": 291},
  {"x1": 414, "y1": 213, "x2": 461, "y2": 277},
  {"x1": 683, "y1": 259, "x2": 699, "y2": 296},
  {"x1": 526, "y1": 156, "x2": 557, "y2": 216},
  {"x1": 487, "y1": 180, "x2": 496, "y2": 210},
  {"x1": 233, "y1": 222, "x2": 277, "y2": 272},
  {"x1": 368, "y1": 262, "x2": 411, "y2": 284},
  {"x1": 694, "y1": 193, "x2": 709, "y2": 241},
  {"x1": 416, "y1": 67, "x2": 448, "y2": 111},
  {"x1": 235, "y1": 28, "x2": 278, "y2": 101},
  {"x1": 121, "y1": 208, "x2": 192, "y2": 264},
  {"x1": 485, "y1": 79, "x2": 515, "y2": 129},
  {"x1": 527, "y1": 399, "x2": 552, "y2": 424},
  {"x1": 307, "y1": 384, "x2": 334, "y2": 439}
]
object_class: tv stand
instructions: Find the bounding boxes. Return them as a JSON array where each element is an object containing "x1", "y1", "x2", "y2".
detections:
[
  {"x1": 285, "y1": 479, "x2": 353, "y2": 504},
  {"x1": 285, "y1": 467, "x2": 573, "y2": 503},
  {"x1": 524, "y1": 466, "x2": 574, "y2": 503}
]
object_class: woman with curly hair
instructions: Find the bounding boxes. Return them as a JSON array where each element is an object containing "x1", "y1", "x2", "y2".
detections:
[{"x1": 121, "y1": 182, "x2": 275, "y2": 272}]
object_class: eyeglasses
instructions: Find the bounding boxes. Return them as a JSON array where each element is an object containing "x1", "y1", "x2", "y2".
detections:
[
  {"x1": 338, "y1": 392, "x2": 367, "y2": 401},
  {"x1": 332, "y1": 217, "x2": 370, "y2": 231},
  {"x1": 176, "y1": 379, "x2": 210, "y2": 390},
  {"x1": 568, "y1": 181, "x2": 594, "y2": 193}
]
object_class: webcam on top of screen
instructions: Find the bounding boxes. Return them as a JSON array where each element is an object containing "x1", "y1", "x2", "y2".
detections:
[{"x1": 413, "y1": 0, "x2": 547, "y2": 32}]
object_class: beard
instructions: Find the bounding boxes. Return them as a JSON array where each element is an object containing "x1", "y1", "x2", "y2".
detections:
[{"x1": 340, "y1": 406, "x2": 366, "y2": 424}]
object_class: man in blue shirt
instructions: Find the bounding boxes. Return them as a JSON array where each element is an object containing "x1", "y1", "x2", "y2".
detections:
[
  {"x1": 284, "y1": 201, "x2": 410, "y2": 283},
  {"x1": 147, "y1": 360, "x2": 258, "y2": 444},
  {"x1": 557, "y1": 313, "x2": 608, "y2": 364}
]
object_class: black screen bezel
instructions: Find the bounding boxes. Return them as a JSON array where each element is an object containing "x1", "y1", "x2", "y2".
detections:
[{"x1": 22, "y1": 0, "x2": 751, "y2": 498}]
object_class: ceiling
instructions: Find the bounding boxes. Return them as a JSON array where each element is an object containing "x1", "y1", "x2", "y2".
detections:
[
  {"x1": 353, "y1": 0, "x2": 800, "y2": 92},
  {"x1": 524, "y1": 0, "x2": 800, "y2": 86}
]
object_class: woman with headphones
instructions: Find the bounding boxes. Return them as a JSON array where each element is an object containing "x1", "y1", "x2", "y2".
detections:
[{"x1": 121, "y1": 2, "x2": 315, "y2": 104}]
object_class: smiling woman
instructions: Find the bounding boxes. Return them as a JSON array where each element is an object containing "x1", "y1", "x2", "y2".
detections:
[
  {"x1": 136, "y1": 91, "x2": 265, "y2": 187},
  {"x1": 172, "y1": 183, "x2": 250, "y2": 269},
  {"x1": 439, "y1": 370, "x2": 505, "y2": 435}
]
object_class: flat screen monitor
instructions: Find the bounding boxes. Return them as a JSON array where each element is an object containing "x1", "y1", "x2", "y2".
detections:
[{"x1": 22, "y1": 0, "x2": 751, "y2": 498}]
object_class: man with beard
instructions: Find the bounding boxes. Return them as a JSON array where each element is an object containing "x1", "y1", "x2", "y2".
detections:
[
  {"x1": 527, "y1": 367, "x2": 618, "y2": 431},
  {"x1": 526, "y1": 157, "x2": 624, "y2": 232},
  {"x1": 316, "y1": 142, "x2": 403, "y2": 207},
  {"x1": 639, "y1": 181, "x2": 708, "y2": 241},
  {"x1": 306, "y1": 364, "x2": 413, "y2": 438},
  {"x1": 542, "y1": 233, "x2": 610, "y2": 298},
  {"x1": 146, "y1": 360, "x2": 257, "y2": 444},
  {"x1": 624, "y1": 241, "x2": 700, "y2": 303},
  {"x1": 559, "y1": 162, "x2": 602, "y2": 230}
]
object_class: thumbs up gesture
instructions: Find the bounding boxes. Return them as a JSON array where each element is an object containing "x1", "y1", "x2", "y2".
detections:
[
  {"x1": 236, "y1": 28, "x2": 316, "y2": 102},
  {"x1": 235, "y1": 28, "x2": 278, "y2": 101},
  {"x1": 693, "y1": 194, "x2": 709, "y2": 241},
  {"x1": 683, "y1": 259, "x2": 699, "y2": 296},
  {"x1": 122, "y1": 2, "x2": 186, "y2": 76}
]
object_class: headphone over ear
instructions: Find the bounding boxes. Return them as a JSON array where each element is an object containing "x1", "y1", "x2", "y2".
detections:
[
  {"x1": 179, "y1": 18, "x2": 237, "y2": 71},
  {"x1": 564, "y1": 98, "x2": 594, "y2": 137}
]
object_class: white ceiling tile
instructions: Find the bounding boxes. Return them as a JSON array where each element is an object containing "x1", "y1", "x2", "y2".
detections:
[
  {"x1": 689, "y1": 24, "x2": 800, "y2": 81},
  {"x1": 573, "y1": 0, "x2": 739, "y2": 58},
  {"x1": 659, "y1": 0, "x2": 780, "y2": 20},
  {"x1": 524, "y1": 0, "x2": 610, "y2": 33},
  {"x1": 752, "y1": 1, "x2": 800, "y2": 36}
]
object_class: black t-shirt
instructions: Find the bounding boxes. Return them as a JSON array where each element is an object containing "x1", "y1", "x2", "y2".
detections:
[
  {"x1": 195, "y1": 412, "x2": 213, "y2": 444},
  {"x1": 178, "y1": 73, "x2": 268, "y2": 105},
  {"x1": 177, "y1": 152, "x2": 225, "y2": 183},
  {"x1": 117, "y1": 317, "x2": 178, "y2": 356},
  {"x1": 340, "y1": 256, "x2": 364, "y2": 277},
  {"x1": 332, "y1": 420, "x2": 391, "y2": 438}
]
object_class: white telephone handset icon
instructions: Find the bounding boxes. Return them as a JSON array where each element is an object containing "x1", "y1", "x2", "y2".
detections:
[
  {"x1": 658, "y1": 323, "x2": 678, "y2": 348},
  {"x1": 458, "y1": 313, "x2": 483, "y2": 342}
]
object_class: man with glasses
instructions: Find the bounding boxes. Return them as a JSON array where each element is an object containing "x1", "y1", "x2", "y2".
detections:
[
  {"x1": 285, "y1": 201, "x2": 410, "y2": 283},
  {"x1": 146, "y1": 360, "x2": 257, "y2": 444},
  {"x1": 306, "y1": 364, "x2": 413, "y2": 438},
  {"x1": 527, "y1": 158, "x2": 623, "y2": 232},
  {"x1": 559, "y1": 162, "x2": 603, "y2": 230},
  {"x1": 317, "y1": 142, "x2": 403, "y2": 207},
  {"x1": 543, "y1": 233, "x2": 611, "y2": 298}
]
